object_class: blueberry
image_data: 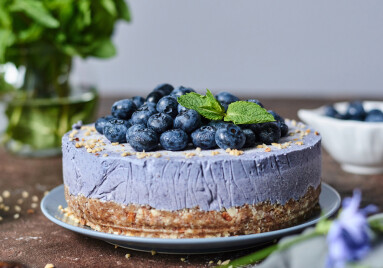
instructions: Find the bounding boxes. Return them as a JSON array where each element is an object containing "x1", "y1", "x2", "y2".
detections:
[
  {"x1": 247, "y1": 123, "x2": 261, "y2": 134},
  {"x1": 130, "y1": 104, "x2": 157, "y2": 125},
  {"x1": 156, "y1": 96, "x2": 179, "y2": 118},
  {"x1": 126, "y1": 124, "x2": 146, "y2": 141},
  {"x1": 324, "y1": 105, "x2": 342, "y2": 119},
  {"x1": 174, "y1": 109, "x2": 202, "y2": 133},
  {"x1": 246, "y1": 99, "x2": 264, "y2": 108},
  {"x1": 153, "y1": 83, "x2": 174, "y2": 96},
  {"x1": 128, "y1": 128, "x2": 159, "y2": 152},
  {"x1": 215, "y1": 92, "x2": 239, "y2": 106},
  {"x1": 257, "y1": 122, "x2": 281, "y2": 144},
  {"x1": 219, "y1": 101, "x2": 229, "y2": 112},
  {"x1": 111, "y1": 99, "x2": 137, "y2": 120},
  {"x1": 147, "y1": 113, "x2": 174, "y2": 133},
  {"x1": 103, "y1": 119, "x2": 129, "y2": 143},
  {"x1": 131, "y1": 96, "x2": 145, "y2": 108},
  {"x1": 345, "y1": 101, "x2": 366, "y2": 121},
  {"x1": 268, "y1": 110, "x2": 285, "y2": 123},
  {"x1": 191, "y1": 126, "x2": 217, "y2": 149},
  {"x1": 365, "y1": 109, "x2": 383, "y2": 122},
  {"x1": 95, "y1": 115, "x2": 115, "y2": 134},
  {"x1": 146, "y1": 91, "x2": 163, "y2": 103},
  {"x1": 215, "y1": 124, "x2": 246, "y2": 150},
  {"x1": 170, "y1": 86, "x2": 195, "y2": 97},
  {"x1": 242, "y1": 129, "x2": 256, "y2": 148},
  {"x1": 160, "y1": 129, "x2": 189, "y2": 151},
  {"x1": 279, "y1": 122, "x2": 289, "y2": 137},
  {"x1": 177, "y1": 104, "x2": 188, "y2": 113},
  {"x1": 208, "y1": 120, "x2": 229, "y2": 129}
]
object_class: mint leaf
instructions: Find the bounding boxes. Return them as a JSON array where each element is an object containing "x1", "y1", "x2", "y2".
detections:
[
  {"x1": 177, "y1": 90, "x2": 226, "y2": 120},
  {"x1": 224, "y1": 101, "x2": 275, "y2": 124}
]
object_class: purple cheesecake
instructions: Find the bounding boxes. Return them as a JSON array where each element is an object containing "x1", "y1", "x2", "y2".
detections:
[{"x1": 63, "y1": 120, "x2": 321, "y2": 238}]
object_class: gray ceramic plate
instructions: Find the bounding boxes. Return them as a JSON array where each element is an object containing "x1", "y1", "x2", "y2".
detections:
[{"x1": 41, "y1": 183, "x2": 340, "y2": 254}]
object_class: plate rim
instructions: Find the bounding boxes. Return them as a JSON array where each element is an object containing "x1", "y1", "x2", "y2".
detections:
[{"x1": 41, "y1": 183, "x2": 340, "y2": 246}]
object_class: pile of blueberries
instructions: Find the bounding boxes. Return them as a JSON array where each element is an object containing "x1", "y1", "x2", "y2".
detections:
[
  {"x1": 95, "y1": 84, "x2": 289, "y2": 152},
  {"x1": 325, "y1": 101, "x2": 383, "y2": 122}
]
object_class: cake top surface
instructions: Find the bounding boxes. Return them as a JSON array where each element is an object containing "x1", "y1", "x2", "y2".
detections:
[{"x1": 64, "y1": 119, "x2": 321, "y2": 162}]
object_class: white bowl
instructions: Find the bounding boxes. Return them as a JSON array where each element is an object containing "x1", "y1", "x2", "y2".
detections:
[{"x1": 298, "y1": 101, "x2": 383, "y2": 175}]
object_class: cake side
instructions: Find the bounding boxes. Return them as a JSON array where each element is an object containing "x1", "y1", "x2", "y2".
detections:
[
  {"x1": 65, "y1": 185, "x2": 321, "y2": 238},
  {"x1": 63, "y1": 121, "x2": 321, "y2": 211}
]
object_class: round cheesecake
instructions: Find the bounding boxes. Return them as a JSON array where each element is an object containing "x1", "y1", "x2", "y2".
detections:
[{"x1": 62, "y1": 120, "x2": 321, "y2": 238}]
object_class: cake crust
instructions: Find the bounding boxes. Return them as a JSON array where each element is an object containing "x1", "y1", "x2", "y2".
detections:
[{"x1": 65, "y1": 185, "x2": 321, "y2": 239}]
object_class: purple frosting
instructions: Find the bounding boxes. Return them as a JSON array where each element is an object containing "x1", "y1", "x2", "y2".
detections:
[{"x1": 63, "y1": 121, "x2": 321, "y2": 211}]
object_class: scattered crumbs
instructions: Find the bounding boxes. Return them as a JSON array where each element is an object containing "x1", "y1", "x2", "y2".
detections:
[
  {"x1": 86, "y1": 148, "x2": 93, "y2": 153},
  {"x1": 75, "y1": 142, "x2": 83, "y2": 148},
  {"x1": 27, "y1": 209, "x2": 35, "y2": 214},
  {"x1": 2, "y1": 190, "x2": 10, "y2": 198},
  {"x1": 293, "y1": 138, "x2": 299, "y2": 141},
  {"x1": 264, "y1": 147, "x2": 271, "y2": 152},
  {"x1": 136, "y1": 152, "x2": 149, "y2": 159},
  {"x1": 256, "y1": 144, "x2": 264, "y2": 149},
  {"x1": 69, "y1": 130, "x2": 78, "y2": 138},
  {"x1": 180, "y1": 258, "x2": 186, "y2": 262},
  {"x1": 305, "y1": 129, "x2": 311, "y2": 134},
  {"x1": 151, "y1": 250, "x2": 157, "y2": 256},
  {"x1": 58, "y1": 205, "x2": 63, "y2": 210},
  {"x1": 22, "y1": 191, "x2": 29, "y2": 198},
  {"x1": 225, "y1": 148, "x2": 244, "y2": 156},
  {"x1": 84, "y1": 131, "x2": 91, "y2": 136},
  {"x1": 221, "y1": 259, "x2": 231, "y2": 266},
  {"x1": 291, "y1": 119, "x2": 297, "y2": 126},
  {"x1": 125, "y1": 253, "x2": 131, "y2": 259},
  {"x1": 44, "y1": 264, "x2": 55, "y2": 268},
  {"x1": 14, "y1": 205, "x2": 21, "y2": 212},
  {"x1": 185, "y1": 152, "x2": 196, "y2": 159},
  {"x1": 115, "y1": 245, "x2": 118, "y2": 249},
  {"x1": 121, "y1": 152, "x2": 131, "y2": 157},
  {"x1": 16, "y1": 198, "x2": 23, "y2": 205},
  {"x1": 295, "y1": 141, "x2": 304, "y2": 146},
  {"x1": 314, "y1": 131, "x2": 319, "y2": 135},
  {"x1": 211, "y1": 151, "x2": 220, "y2": 156},
  {"x1": 271, "y1": 143, "x2": 282, "y2": 149},
  {"x1": 299, "y1": 123, "x2": 306, "y2": 128},
  {"x1": 208, "y1": 260, "x2": 214, "y2": 265},
  {"x1": 102, "y1": 154, "x2": 108, "y2": 157},
  {"x1": 217, "y1": 260, "x2": 222, "y2": 265},
  {"x1": 111, "y1": 142, "x2": 119, "y2": 146},
  {"x1": 153, "y1": 152, "x2": 162, "y2": 158},
  {"x1": 31, "y1": 203, "x2": 38, "y2": 209},
  {"x1": 195, "y1": 147, "x2": 202, "y2": 153},
  {"x1": 14, "y1": 213, "x2": 20, "y2": 219},
  {"x1": 289, "y1": 132, "x2": 295, "y2": 136}
]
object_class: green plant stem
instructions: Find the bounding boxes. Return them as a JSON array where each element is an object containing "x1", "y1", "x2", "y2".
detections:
[{"x1": 220, "y1": 232, "x2": 321, "y2": 268}]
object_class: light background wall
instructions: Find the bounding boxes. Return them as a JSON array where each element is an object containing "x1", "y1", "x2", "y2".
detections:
[{"x1": 72, "y1": 0, "x2": 383, "y2": 98}]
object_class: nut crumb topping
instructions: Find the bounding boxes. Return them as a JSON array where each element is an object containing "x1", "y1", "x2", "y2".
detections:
[
  {"x1": 314, "y1": 131, "x2": 319, "y2": 135},
  {"x1": 151, "y1": 250, "x2": 157, "y2": 256},
  {"x1": 185, "y1": 153, "x2": 196, "y2": 159},
  {"x1": 125, "y1": 253, "x2": 131, "y2": 259},
  {"x1": 153, "y1": 153, "x2": 162, "y2": 158},
  {"x1": 102, "y1": 154, "x2": 108, "y2": 157},
  {"x1": 295, "y1": 141, "x2": 304, "y2": 145},
  {"x1": 44, "y1": 264, "x2": 55, "y2": 268},
  {"x1": 225, "y1": 148, "x2": 244, "y2": 156},
  {"x1": 121, "y1": 152, "x2": 131, "y2": 157},
  {"x1": 211, "y1": 151, "x2": 220, "y2": 156},
  {"x1": 221, "y1": 259, "x2": 231, "y2": 266},
  {"x1": 111, "y1": 142, "x2": 119, "y2": 146},
  {"x1": 264, "y1": 147, "x2": 271, "y2": 152}
]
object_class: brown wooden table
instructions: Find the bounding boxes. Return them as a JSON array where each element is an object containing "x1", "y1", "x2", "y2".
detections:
[{"x1": 1, "y1": 97, "x2": 382, "y2": 268}]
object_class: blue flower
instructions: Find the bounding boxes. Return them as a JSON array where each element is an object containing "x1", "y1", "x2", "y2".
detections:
[{"x1": 326, "y1": 189, "x2": 378, "y2": 268}]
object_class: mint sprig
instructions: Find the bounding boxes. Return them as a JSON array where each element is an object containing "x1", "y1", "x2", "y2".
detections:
[{"x1": 177, "y1": 90, "x2": 275, "y2": 124}]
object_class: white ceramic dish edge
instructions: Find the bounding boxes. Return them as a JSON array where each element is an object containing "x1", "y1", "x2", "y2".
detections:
[{"x1": 298, "y1": 101, "x2": 383, "y2": 175}]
